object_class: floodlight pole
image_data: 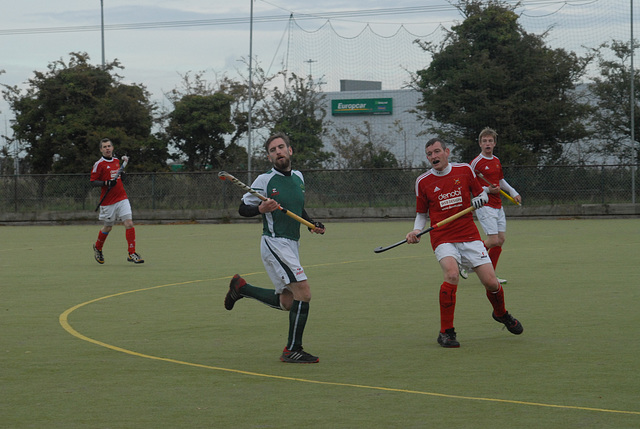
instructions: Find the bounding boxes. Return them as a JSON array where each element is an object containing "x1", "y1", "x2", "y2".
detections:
[
  {"x1": 100, "y1": 0, "x2": 105, "y2": 67},
  {"x1": 247, "y1": 0, "x2": 254, "y2": 183},
  {"x1": 631, "y1": 0, "x2": 636, "y2": 204}
]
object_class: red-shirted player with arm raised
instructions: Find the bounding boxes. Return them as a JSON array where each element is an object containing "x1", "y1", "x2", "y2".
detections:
[
  {"x1": 470, "y1": 127, "x2": 521, "y2": 284},
  {"x1": 90, "y1": 138, "x2": 144, "y2": 264},
  {"x1": 406, "y1": 138, "x2": 522, "y2": 348}
]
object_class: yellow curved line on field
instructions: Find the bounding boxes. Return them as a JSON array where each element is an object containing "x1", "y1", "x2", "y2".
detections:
[{"x1": 59, "y1": 262, "x2": 640, "y2": 417}]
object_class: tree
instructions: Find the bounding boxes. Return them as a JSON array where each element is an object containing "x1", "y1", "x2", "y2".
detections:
[
  {"x1": 162, "y1": 68, "x2": 275, "y2": 171},
  {"x1": 166, "y1": 92, "x2": 236, "y2": 170},
  {"x1": 587, "y1": 39, "x2": 640, "y2": 164},
  {"x1": 413, "y1": 0, "x2": 592, "y2": 165},
  {"x1": 327, "y1": 122, "x2": 399, "y2": 169},
  {"x1": 257, "y1": 72, "x2": 333, "y2": 169},
  {"x1": 1, "y1": 52, "x2": 168, "y2": 173}
]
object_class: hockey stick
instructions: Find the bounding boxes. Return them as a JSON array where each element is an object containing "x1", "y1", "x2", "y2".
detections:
[
  {"x1": 218, "y1": 171, "x2": 317, "y2": 230},
  {"x1": 374, "y1": 206, "x2": 476, "y2": 253},
  {"x1": 474, "y1": 170, "x2": 520, "y2": 206},
  {"x1": 94, "y1": 158, "x2": 128, "y2": 211}
]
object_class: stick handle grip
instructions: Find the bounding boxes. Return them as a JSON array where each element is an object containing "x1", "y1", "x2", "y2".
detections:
[
  {"x1": 375, "y1": 206, "x2": 476, "y2": 253},
  {"x1": 427, "y1": 205, "x2": 475, "y2": 233},
  {"x1": 219, "y1": 171, "x2": 317, "y2": 230},
  {"x1": 280, "y1": 208, "x2": 316, "y2": 230},
  {"x1": 474, "y1": 170, "x2": 520, "y2": 205}
]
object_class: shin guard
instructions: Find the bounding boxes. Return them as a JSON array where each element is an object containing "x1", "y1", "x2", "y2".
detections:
[{"x1": 439, "y1": 282, "x2": 457, "y2": 332}]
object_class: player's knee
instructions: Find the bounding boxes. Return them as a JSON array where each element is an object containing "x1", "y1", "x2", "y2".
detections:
[
  {"x1": 443, "y1": 270, "x2": 459, "y2": 285},
  {"x1": 484, "y1": 281, "x2": 500, "y2": 292},
  {"x1": 290, "y1": 281, "x2": 311, "y2": 302},
  {"x1": 297, "y1": 291, "x2": 312, "y2": 302}
]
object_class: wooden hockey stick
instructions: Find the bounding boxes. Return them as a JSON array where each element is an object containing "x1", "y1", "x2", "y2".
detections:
[
  {"x1": 374, "y1": 206, "x2": 476, "y2": 253},
  {"x1": 94, "y1": 158, "x2": 128, "y2": 211},
  {"x1": 218, "y1": 171, "x2": 317, "y2": 230},
  {"x1": 474, "y1": 170, "x2": 520, "y2": 206}
]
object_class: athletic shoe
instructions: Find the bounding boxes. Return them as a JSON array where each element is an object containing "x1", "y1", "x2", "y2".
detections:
[
  {"x1": 492, "y1": 311, "x2": 523, "y2": 335},
  {"x1": 93, "y1": 244, "x2": 104, "y2": 264},
  {"x1": 280, "y1": 347, "x2": 319, "y2": 363},
  {"x1": 497, "y1": 277, "x2": 508, "y2": 284},
  {"x1": 224, "y1": 274, "x2": 246, "y2": 310},
  {"x1": 127, "y1": 252, "x2": 145, "y2": 264},
  {"x1": 437, "y1": 328, "x2": 460, "y2": 348},
  {"x1": 459, "y1": 266, "x2": 469, "y2": 280}
]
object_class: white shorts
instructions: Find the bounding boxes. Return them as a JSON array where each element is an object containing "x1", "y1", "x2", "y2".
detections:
[
  {"x1": 434, "y1": 240, "x2": 491, "y2": 270},
  {"x1": 260, "y1": 236, "x2": 307, "y2": 293},
  {"x1": 475, "y1": 206, "x2": 506, "y2": 236},
  {"x1": 99, "y1": 199, "x2": 133, "y2": 226}
]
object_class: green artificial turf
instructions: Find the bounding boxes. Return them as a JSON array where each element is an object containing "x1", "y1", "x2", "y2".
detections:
[{"x1": 1, "y1": 219, "x2": 639, "y2": 428}]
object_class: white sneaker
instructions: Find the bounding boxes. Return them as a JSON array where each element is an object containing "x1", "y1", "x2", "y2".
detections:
[
  {"x1": 497, "y1": 277, "x2": 508, "y2": 284},
  {"x1": 459, "y1": 266, "x2": 469, "y2": 280}
]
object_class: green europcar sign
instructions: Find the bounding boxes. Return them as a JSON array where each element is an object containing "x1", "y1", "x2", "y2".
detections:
[{"x1": 332, "y1": 98, "x2": 393, "y2": 116}]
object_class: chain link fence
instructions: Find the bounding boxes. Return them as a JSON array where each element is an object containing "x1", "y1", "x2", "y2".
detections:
[{"x1": 1, "y1": 166, "x2": 638, "y2": 217}]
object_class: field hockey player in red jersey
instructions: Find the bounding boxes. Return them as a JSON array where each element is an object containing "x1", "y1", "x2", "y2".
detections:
[
  {"x1": 405, "y1": 137, "x2": 523, "y2": 348},
  {"x1": 90, "y1": 138, "x2": 144, "y2": 265},
  {"x1": 469, "y1": 127, "x2": 522, "y2": 284}
]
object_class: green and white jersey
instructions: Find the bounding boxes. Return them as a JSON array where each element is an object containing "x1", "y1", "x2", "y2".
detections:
[{"x1": 242, "y1": 168, "x2": 306, "y2": 241}]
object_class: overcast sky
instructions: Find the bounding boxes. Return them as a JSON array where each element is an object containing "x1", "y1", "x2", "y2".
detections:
[
  {"x1": 0, "y1": 0, "x2": 632, "y2": 142},
  {"x1": 0, "y1": 1, "x2": 461, "y2": 121}
]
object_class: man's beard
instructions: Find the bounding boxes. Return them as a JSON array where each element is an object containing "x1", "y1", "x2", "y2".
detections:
[{"x1": 274, "y1": 156, "x2": 291, "y2": 170}]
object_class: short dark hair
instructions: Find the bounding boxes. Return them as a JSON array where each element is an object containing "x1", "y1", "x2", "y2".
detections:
[
  {"x1": 425, "y1": 137, "x2": 446, "y2": 150},
  {"x1": 264, "y1": 132, "x2": 290, "y2": 151},
  {"x1": 100, "y1": 138, "x2": 112, "y2": 149}
]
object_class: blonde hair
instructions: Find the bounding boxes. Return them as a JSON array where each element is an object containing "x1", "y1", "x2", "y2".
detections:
[{"x1": 478, "y1": 127, "x2": 497, "y2": 142}]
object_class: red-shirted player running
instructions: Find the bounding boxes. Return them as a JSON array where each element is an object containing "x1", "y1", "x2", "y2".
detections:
[
  {"x1": 90, "y1": 138, "x2": 144, "y2": 264},
  {"x1": 406, "y1": 138, "x2": 522, "y2": 348},
  {"x1": 470, "y1": 127, "x2": 522, "y2": 284}
]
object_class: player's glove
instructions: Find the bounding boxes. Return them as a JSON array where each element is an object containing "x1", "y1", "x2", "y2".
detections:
[
  {"x1": 308, "y1": 221, "x2": 325, "y2": 234},
  {"x1": 106, "y1": 179, "x2": 117, "y2": 188},
  {"x1": 471, "y1": 191, "x2": 489, "y2": 209}
]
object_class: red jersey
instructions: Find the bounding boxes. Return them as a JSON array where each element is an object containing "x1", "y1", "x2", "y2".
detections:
[
  {"x1": 470, "y1": 154, "x2": 504, "y2": 209},
  {"x1": 414, "y1": 163, "x2": 484, "y2": 250},
  {"x1": 90, "y1": 157, "x2": 128, "y2": 206}
]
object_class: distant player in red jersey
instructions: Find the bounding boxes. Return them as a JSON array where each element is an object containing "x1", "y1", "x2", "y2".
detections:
[
  {"x1": 406, "y1": 138, "x2": 522, "y2": 348},
  {"x1": 470, "y1": 128, "x2": 521, "y2": 283},
  {"x1": 90, "y1": 138, "x2": 144, "y2": 264}
]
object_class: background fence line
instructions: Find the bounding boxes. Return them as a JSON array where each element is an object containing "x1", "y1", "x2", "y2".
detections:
[{"x1": 1, "y1": 166, "x2": 639, "y2": 217}]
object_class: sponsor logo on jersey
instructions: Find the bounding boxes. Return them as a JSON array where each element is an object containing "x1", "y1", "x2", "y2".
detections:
[
  {"x1": 270, "y1": 188, "x2": 280, "y2": 197},
  {"x1": 434, "y1": 186, "x2": 441, "y2": 192},
  {"x1": 438, "y1": 187, "x2": 463, "y2": 209},
  {"x1": 454, "y1": 178, "x2": 460, "y2": 185}
]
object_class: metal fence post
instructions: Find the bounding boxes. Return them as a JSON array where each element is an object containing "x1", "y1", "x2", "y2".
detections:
[
  {"x1": 14, "y1": 174, "x2": 18, "y2": 212},
  {"x1": 601, "y1": 165, "x2": 605, "y2": 204},
  {"x1": 151, "y1": 173, "x2": 156, "y2": 210}
]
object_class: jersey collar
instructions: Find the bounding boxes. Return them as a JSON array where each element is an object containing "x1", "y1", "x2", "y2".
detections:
[
  {"x1": 273, "y1": 166, "x2": 292, "y2": 176},
  {"x1": 431, "y1": 164, "x2": 452, "y2": 176}
]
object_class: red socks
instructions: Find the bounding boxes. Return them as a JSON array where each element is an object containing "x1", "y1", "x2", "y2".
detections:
[
  {"x1": 125, "y1": 228, "x2": 136, "y2": 254},
  {"x1": 95, "y1": 231, "x2": 108, "y2": 251},
  {"x1": 488, "y1": 246, "x2": 502, "y2": 270},
  {"x1": 439, "y1": 282, "x2": 457, "y2": 332},
  {"x1": 486, "y1": 284, "x2": 506, "y2": 317},
  {"x1": 97, "y1": 228, "x2": 136, "y2": 253}
]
